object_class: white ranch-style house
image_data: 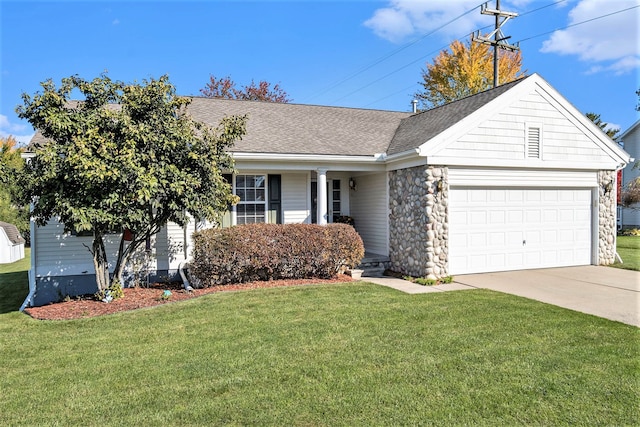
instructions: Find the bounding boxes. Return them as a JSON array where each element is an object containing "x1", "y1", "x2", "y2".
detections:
[
  {"x1": 618, "y1": 119, "x2": 640, "y2": 229},
  {"x1": 23, "y1": 73, "x2": 631, "y2": 307}
]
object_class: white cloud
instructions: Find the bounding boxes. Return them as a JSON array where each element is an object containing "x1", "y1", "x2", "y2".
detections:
[
  {"x1": 0, "y1": 114, "x2": 34, "y2": 146},
  {"x1": 112, "y1": 19, "x2": 120, "y2": 25},
  {"x1": 540, "y1": 0, "x2": 640, "y2": 74},
  {"x1": 363, "y1": 0, "x2": 533, "y2": 43}
]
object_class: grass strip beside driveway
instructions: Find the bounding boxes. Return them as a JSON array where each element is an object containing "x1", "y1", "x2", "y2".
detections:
[
  {"x1": 611, "y1": 236, "x2": 640, "y2": 271},
  {"x1": 1, "y1": 283, "x2": 638, "y2": 426}
]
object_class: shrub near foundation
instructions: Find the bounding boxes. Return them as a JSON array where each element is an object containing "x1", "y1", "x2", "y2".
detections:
[{"x1": 190, "y1": 223, "x2": 364, "y2": 287}]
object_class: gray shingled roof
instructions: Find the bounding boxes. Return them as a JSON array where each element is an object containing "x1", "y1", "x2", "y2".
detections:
[
  {"x1": 187, "y1": 97, "x2": 411, "y2": 156},
  {"x1": 387, "y1": 76, "x2": 527, "y2": 155},
  {"x1": 0, "y1": 221, "x2": 25, "y2": 245},
  {"x1": 26, "y1": 77, "x2": 529, "y2": 157}
]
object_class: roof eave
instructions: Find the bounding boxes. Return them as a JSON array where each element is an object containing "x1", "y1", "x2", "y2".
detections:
[{"x1": 230, "y1": 151, "x2": 388, "y2": 172}]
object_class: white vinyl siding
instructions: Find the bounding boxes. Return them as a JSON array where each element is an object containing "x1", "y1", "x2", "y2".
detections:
[
  {"x1": 32, "y1": 218, "x2": 190, "y2": 277},
  {"x1": 433, "y1": 88, "x2": 614, "y2": 167},
  {"x1": 350, "y1": 172, "x2": 388, "y2": 256},
  {"x1": 33, "y1": 218, "x2": 121, "y2": 277},
  {"x1": 281, "y1": 173, "x2": 310, "y2": 223},
  {"x1": 164, "y1": 221, "x2": 192, "y2": 270},
  {"x1": 620, "y1": 122, "x2": 640, "y2": 227}
]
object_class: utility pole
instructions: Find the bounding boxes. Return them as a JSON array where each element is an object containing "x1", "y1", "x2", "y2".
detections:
[{"x1": 472, "y1": 0, "x2": 519, "y2": 88}]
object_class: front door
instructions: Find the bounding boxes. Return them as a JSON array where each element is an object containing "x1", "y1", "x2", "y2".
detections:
[{"x1": 311, "y1": 179, "x2": 341, "y2": 224}]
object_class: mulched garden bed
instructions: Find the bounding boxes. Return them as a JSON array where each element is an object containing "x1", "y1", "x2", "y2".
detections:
[{"x1": 24, "y1": 274, "x2": 355, "y2": 321}]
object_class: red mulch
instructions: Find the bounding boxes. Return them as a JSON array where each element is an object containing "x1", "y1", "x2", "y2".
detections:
[{"x1": 24, "y1": 275, "x2": 355, "y2": 321}]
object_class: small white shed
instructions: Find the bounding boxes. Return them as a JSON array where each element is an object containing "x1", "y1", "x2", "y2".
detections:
[{"x1": 0, "y1": 221, "x2": 25, "y2": 264}]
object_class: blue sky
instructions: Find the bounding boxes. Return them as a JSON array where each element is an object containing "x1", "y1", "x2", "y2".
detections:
[{"x1": 1, "y1": 0, "x2": 638, "y2": 145}]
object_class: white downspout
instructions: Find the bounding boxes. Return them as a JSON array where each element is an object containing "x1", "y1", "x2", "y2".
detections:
[
  {"x1": 20, "y1": 209, "x2": 37, "y2": 311},
  {"x1": 179, "y1": 220, "x2": 194, "y2": 291}
]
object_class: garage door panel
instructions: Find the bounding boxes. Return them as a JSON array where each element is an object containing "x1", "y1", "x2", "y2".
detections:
[
  {"x1": 526, "y1": 230, "x2": 541, "y2": 244},
  {"x1": 488, "y1": 189, "x2": 506, "y2": 201},
  {"x1": 470, "y1": 232, "x2": 488, "y2": 248},
  {"x1": 489, "y1": 254, "x2": 505, "y2": 266},
  {"x1": 507, "y1": 210, "x2": 523, "y2": 223},
  {"x1": 489, "y1": 232, "x2": 505, "y2": 245},
  {"x1": 471, "y1": 190, "x2": 487, "y2": 202},
  {"x1": 508, "y1": 191, "x2": 524, "y2": 202},
  {"x1": 525, "y1": 251, "x2": 541, "y2": 264},
  {"x1": 526, "y1": 191, "x2": 541, "y2": 202},
  {"x1": 543, "y1": 210, "x2": 558, "y2": 222},
  {"x1": 575, "y1": 209, "x2": 590, "y2": 222},
  {"x1": 450, "y1": 188, "x2": 592, "y2": 275},
  {"x1": 559, "y1": 209, "x2": 575, "y2": 222},
  {"x1": 526, "y1": 210, "x2": 541, "y2": 222},
  {"x1": 489, "y1": 211, "x2": 505, "y2": 224},
  {"x1": 506, "y1": 252, "x2": 524, "y2": 266},
  {"x1": 470, "y1": 211, "x2": 487, "y2": 225},
  {"x1": 450, "y1": 211, "x2": 468, "y2": 226}
]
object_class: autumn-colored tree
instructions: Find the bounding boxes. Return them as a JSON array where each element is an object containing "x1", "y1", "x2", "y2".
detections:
[
  {"x1": 415, "y1": 36, "x2": 525, "y2": 109},
  {"x1": 586, "y1": 112, "x2": 620, "y2": 140},
  {"x1": 0, "y1": 136, "x2": 29, "y2": 240},
  {"x1": 200, "y1": 75, "x2": 291, "y2": 103},
  {"x1": 620, "y1": 179, "x2": 640, "y2": 210},
  {"x1": 0, "y1": 135, "x2": 23, "y2": 184},
  {"x1": 17, "y1": 74, "x2": 246, "y2": 294}
]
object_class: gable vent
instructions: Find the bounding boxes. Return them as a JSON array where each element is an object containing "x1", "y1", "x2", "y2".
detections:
[{"x1": 527, "y1": 127, "x2": 541, "y2": 159}]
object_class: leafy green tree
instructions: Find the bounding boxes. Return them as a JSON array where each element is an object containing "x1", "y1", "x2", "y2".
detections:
[
  {"x1": 586, "y1": 112, "x2": 620, "y2": 140},
  {"x1": 17, "y1": 74, "x2": 246, "y2": 293},
  {"x1": 200, "y1": 75, "x2": 291, "y2": 102},
  {"x1": 415, "y1": 36, "x2": 524, "y2": 109},
  {"x1": 0, "y1": 136, "x2": 29, "y2": 240}
]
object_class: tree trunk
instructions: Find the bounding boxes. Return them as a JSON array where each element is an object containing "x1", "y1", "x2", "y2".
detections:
[
  {"x1": 112, "y1": 234, "x2": 138, "y2": 287},
  {"x1": 92, "y1": 233, "x2": 110, "y2": 292}
]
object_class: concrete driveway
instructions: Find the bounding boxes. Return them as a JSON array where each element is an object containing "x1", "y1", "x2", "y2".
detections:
[{"x1": 453, "y1": 266, "x2": 640, "y2": 327}]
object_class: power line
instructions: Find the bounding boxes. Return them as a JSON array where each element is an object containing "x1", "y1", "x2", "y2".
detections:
[
  {"x1": 334, "y1": 1, "x2": 564, "y2": 106},
  {"x1": 359, "y1": 3, "x2": 638, "y2": 109},
  {"x1": 331, "y1": 41, "x2": 454, "y2": 104},
  {"x1": 305, "y1": 2, "x2": 484, "y2": 103},
  {"x1": 362, "y1": 82, "x2": 419, "y2": 109},
  {"x1": 518, "y1": 0, "x2": 568, "y2": 18}
]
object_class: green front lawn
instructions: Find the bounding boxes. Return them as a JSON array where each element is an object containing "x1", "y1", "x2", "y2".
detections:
[
  {"x1": 0, "y1": 248, "x2": 30, "y2": 313},
  {"x1": 1, "y1": 281, "x2": 638, "y2": 425},
  {"x1": 611, "y1": 236, "x2": 640, "y2": 271}
]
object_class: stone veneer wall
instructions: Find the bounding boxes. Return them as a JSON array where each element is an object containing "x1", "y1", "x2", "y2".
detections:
[
  {"x1": 388, "y1": 165, "x2": 449, "y2": 279},
  {"x1": 598, "y1": 170, "x2": 617, "y2": 265}
]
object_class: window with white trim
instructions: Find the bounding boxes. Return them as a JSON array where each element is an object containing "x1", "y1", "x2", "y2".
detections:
[{"x1": 236, "y1": 175, "x2": 266, "y2": 224}]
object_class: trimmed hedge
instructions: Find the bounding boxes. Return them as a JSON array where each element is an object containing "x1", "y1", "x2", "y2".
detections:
[{"x1": 190, "y1": 223, "x2": 365, "y2": 287}]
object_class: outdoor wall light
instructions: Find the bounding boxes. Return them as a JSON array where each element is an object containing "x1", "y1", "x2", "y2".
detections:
[
  {"x1": 349, "y1": 178, "x2": 357, "y2": 191},
  {"x1": 602, "y1": 180, "x2": 614, "y2": 196}
]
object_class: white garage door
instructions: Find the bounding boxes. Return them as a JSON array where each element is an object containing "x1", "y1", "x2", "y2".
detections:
[{"x1": 449, "y1": 188, "x2": 592, "y2": 275}]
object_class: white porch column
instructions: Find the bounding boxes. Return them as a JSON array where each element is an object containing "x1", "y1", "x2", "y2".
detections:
[{"x1": 317, "y1": 168, "x2": 328, "y2": 225}]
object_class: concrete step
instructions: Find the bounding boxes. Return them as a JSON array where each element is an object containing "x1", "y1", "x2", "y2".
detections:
[{"x1": 358, "y1": 253, "x2": 390, "y2": 278}]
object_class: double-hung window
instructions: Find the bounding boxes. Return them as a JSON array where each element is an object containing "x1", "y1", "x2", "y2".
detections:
[{"x1": 235, "y1": 175, "x2": 266, "y2": 224}]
